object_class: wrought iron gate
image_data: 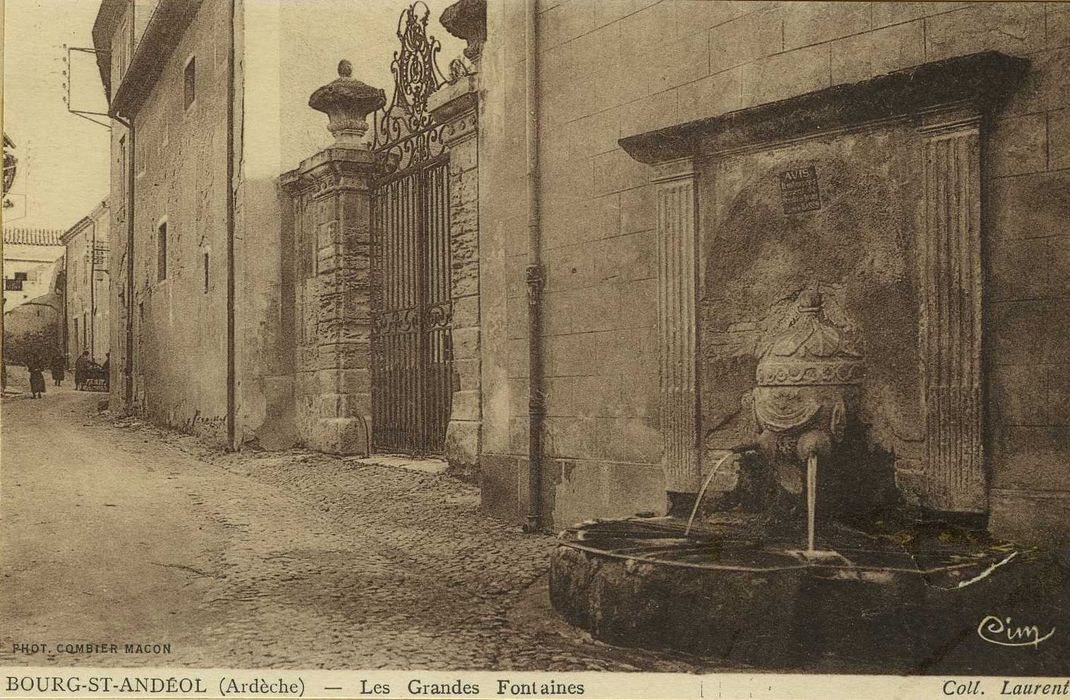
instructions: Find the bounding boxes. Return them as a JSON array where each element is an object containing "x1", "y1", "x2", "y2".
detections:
[{"x1": 370, "y1": 3, "x2": 454, "y2": 454}]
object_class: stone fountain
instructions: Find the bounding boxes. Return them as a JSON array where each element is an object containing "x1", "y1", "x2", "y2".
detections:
[
  {"x1": 551, "y1": 290, "x2": 1068, "y2": 671},
  {"x1": 549, "y1": 53, "x2": 1069, "y2": 673}
]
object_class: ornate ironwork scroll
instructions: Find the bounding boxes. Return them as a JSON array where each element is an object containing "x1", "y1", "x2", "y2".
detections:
[{"x1": 370, "y1": 2, "x2": 449, "y2": 170}]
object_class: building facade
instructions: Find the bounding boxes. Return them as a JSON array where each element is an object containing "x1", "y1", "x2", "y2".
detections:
[
  {"x1": 93, "y1": 0, "x2": 464, "y2": 443},
  {"x1": 2, "y1": 228, "x2": 66, "y2": 365},
  {"x1": 61, "y1": 200, "x2": 110, "y2": 364},
  {"x1": 94, "y1": 0, "x2": 1070, "y2": 561},
  {"x1": 2, "y1": 228, "x2": 65, "y2": 312}
]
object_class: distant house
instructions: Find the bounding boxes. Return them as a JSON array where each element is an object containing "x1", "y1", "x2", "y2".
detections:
[
  {"x1": 61, "y1": 200, "x2": 110, "y2": 365},
  {"x1": 3, "y1": 227, "x2": 65, "y2": 311},
  {"x1": 3, "y1": 228, "x2": 66, "y2": 365}
]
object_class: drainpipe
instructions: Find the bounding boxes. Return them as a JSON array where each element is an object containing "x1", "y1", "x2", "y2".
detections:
[
  {"x1": 524, "y1": 0, "x2": 545, "y2": 532},
  {"x1": 115, "y1": 0, "x2": 137, "y2": 412},
  {"x1": 62, "y1": 245, "x2": 69, "y2": 361},
  {"x1": 225, "y1": 0, "x2": 237, "y2": 451},
  {"x1": 89, "y1": 217, "x2": 96, "y2": 357},
  {"x1": 112, "y1": 114, "x2": 135, "y2": 411}
]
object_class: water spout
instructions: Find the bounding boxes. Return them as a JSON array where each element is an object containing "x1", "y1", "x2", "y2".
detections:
[
  {"x1": 684, "y1": 452, "x2": 737, "y2": 538},
  {"x1": 807, "y1": 454, "x2": 817, "y2": 552}
]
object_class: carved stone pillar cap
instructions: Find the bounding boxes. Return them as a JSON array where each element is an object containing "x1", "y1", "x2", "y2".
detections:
[
  {"x1": 440, "y1": 0, "x2": 486, "y2": 62},
  {"x1": 309, "y1": 60, "x2": 387, "y2": 148}
]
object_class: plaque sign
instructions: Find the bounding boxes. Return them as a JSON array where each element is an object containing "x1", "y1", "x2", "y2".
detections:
[{"x1": 778, "y1": 165, "x2": 822, "y2": 214}]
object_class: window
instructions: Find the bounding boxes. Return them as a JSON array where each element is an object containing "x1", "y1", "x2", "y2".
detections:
[
  {"x1": 184, "y1": 57, "x2": 196, "y2": 110},
  {"x1": 13, "y1": 272, "x2": 27, "y2": 281},
  {"x1": 82, "y1": 312, "x2": 88, "y2": 348},
  {"x1": 203, "y1": 252, "x2": 209, "y2": 293},
  {"x1": 157, "y1": 220, "x2": 168, "y2": 282},
  {"x1": 73, "y1": 318, "x2": 79, "y2": 348}
]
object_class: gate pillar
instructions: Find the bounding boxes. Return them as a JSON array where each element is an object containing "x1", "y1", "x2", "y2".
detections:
[
  {"x1": 430, "y1": 72, "x2": 481, "y2": 474},
  {"x1": 281, "y1": 64, "x2": 393, "y2": 455}
]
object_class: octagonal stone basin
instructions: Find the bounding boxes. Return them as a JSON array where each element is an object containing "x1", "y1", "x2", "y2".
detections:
[{"x1": 549, "y1": 517, "x2": 1069, "y2": 674}]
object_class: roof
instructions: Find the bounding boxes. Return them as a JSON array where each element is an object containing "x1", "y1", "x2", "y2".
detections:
[
  {"x1": 91, "y1": 0, "x2": 128, "y2": 102},
  {"x1": 3, "y1": 228, "x2": 66, "y2": 246},
  {"x1": 60, "y1": 200, "x2": 109, "y2": 245},
  {"x1": 97, "y1": 0, "x2": 206, "y2": 119}
]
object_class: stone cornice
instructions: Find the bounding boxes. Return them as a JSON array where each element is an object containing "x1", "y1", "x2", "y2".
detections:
[
  {"x1": 280, "y1": 148, "x2": 397, "y2": 197},
  {"x1": 619, "y1": 51, "x2": 1029, "y2": 165},
  {"x1": 428, "y1": 73, "x2": 479, "y2": 124}
]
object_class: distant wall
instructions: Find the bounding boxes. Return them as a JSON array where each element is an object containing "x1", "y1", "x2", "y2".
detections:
[{"x1": 4, "y1": 290, "x2": 63, "y2": 366}]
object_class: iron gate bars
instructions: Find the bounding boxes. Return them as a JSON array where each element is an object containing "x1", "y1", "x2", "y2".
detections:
[
  {"x1": 371, "y1": 157, "x2": 452, "y2": 455},
  {"x1": 369, "y1": 2, "x2": 454, "y2": 455}
]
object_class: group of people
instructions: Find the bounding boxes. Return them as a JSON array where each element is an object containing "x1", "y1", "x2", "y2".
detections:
[{"x1": 25, "y1": 351, "x2": 110, "y2": 399}]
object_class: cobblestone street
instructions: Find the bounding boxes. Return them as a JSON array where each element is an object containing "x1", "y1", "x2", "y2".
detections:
[{"x1": 0, "y1": 373, "x2": 705, "y2": 672}]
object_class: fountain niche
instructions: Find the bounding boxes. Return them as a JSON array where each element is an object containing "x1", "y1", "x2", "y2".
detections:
[{"x1": 549, "y1": 53, "x2": 1069, "y2": 673}]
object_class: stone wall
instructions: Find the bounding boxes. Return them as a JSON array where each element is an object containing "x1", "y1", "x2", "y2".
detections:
[
  {"x1": 280, "y1": 147, "x2": 388, "y2": 455},
  {"x1": 127, "y1": 0, "x2": 231, "y2": 442},
  {"x1": 3, "y1": 288, "x2": 63, "y2": 367},
  {"x1": 430, "y1": 76, "x2": 483, "y2": 477},
  {"x1": 479, "y1": 0, "x2": 1070, "y2": 549}
]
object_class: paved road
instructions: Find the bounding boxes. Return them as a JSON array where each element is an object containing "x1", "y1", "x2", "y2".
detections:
[{"x1": 0, "y1": 371, "x2": 701, "y2": 672}]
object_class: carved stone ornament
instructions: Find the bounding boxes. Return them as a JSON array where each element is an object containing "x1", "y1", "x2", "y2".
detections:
[
  {"x1": 755, "y1": 288, "x2": 864, "y2": 388},
  {"x1": 753, "y1": 289, "x2": 863, "y2": 443},
  {"x1": 440, "y1": 0, "x2": 486, "y2": 63},
  {"x1": 309, "y1": 60, "x2": 388, "y2": 148}
]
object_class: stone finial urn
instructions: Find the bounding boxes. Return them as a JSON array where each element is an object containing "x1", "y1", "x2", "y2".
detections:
[
  {"x1": 309, "y1": 60, "x2": 387, "y2": 148},
  {"x1": 752, "y1": 288, "x2": 864, "y2": 488},
  {"x1": 440, "y1": 0, "x2": 487, "y2": 63}
]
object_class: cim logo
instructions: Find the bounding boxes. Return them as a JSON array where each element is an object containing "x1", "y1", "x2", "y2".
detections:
[{"x1": 976, "y1": 615, "x2": 1055, "y2": 648}]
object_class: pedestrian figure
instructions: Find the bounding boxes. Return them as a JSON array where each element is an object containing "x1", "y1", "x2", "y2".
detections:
[
  {"x1": 102, "y1": 353, "x2": 111, "y2": 392},
  {"x1": 28, "y1": 357, "x2": 46, "y2": 399},
  {"x1": 74, "y1": 350, "x2": 90, "y2": 391},
  {"x1": 51, "y1": 353, "x2": 66, "y2": 387}
]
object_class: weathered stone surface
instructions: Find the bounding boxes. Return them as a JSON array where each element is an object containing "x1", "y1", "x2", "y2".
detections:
[
  {"x1": 925, "y1": 2, "x2": 1045, "y2": 61},
  {"x1": 989, "y1": 113, "x2": 1048, "y2": 177},
  {"x1": 831, "y1": 20, "x2": 925, "y2": 85},
  {"x1": 281, "y1": 145, "x2": 388, "y2": 456},
  {"x1": 700, "y1": 126, "x2": 924, "y2": 485},
  {"x1": 620, "y1": 52, "x2": 1030, "y2": 164},
  {"x1": 550, "y1": 519, "x2": 1070, "y2": 672},
  {"x1": 445, "y1": 419, "x2": 480, "y2": 480},
  {"x1": 709, "y1": 9, "x2": 783, "y2": 75},
  {"x1": 782, "y1": 1, "x2": 870, "y2": 51},
  {"x1": 311, "y1": 415, "x2": 369, "y2": 455}
]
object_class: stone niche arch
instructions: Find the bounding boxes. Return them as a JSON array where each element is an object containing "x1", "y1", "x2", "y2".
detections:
[{"x1": 619, "y1": 52, "x2": 1029, "y2": 516}]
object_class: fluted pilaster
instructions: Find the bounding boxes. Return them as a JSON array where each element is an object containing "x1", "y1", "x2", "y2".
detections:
[
  {"x1": 919, "y1": 114, "x2": 985, "y2": 512},
  {"x1": 653, "y1": 157, "x2": 700, "y2": 493}
]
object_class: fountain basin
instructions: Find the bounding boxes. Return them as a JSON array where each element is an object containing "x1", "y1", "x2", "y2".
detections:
[{"x1": 549, "y1": 517, "x2": 1069, "y2": 673}]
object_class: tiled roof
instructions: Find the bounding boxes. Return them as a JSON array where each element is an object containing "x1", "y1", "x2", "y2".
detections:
[{"x1": 3, "y1": 227, "x2": 65, "y2": 246}]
